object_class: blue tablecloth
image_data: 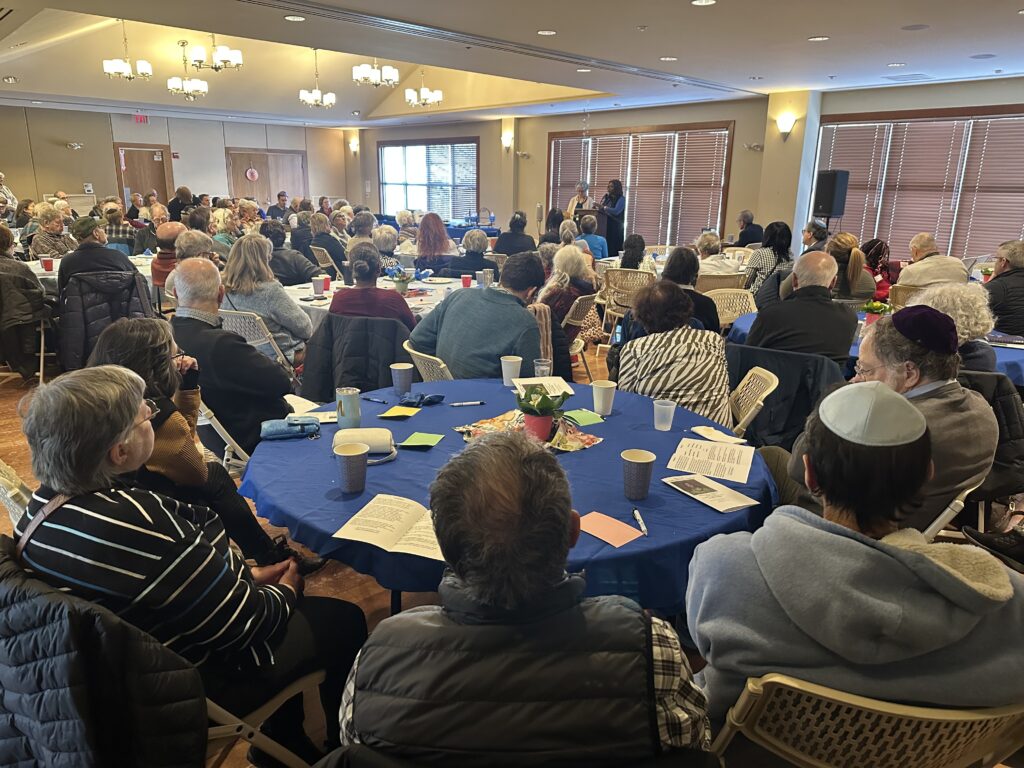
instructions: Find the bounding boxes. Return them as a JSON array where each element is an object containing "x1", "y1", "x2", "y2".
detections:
[
  {"x1": 239, "y1": 379, "x2": 778, "y2": 614},
  {"x1": 727, "y1": 311, "x2": 1024, "y2": 386},
  {"x1": 446, "y1": 225, "x2": 501, "y2": 241}
]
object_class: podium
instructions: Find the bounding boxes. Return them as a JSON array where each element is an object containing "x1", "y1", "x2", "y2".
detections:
[{"x1": 573, "y1": 208, "x2": 608, "y2": 238}]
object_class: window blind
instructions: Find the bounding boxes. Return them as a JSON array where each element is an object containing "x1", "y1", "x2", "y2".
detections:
[
  {"x1": 378, "y1": 140, "x2": 478, "y2": 220},
  {"x1": 671, "y1": 128, "x2": 730, "y2": 246},
  {"x1": 815, "y1": 123, "x2": 890, "y2": 239},
  {"x1": 549, "y1": 137, "x2": 588, "y2": 212},
  {"x1": 626, "y1": 133, "x2": 674, "y2": 246}
]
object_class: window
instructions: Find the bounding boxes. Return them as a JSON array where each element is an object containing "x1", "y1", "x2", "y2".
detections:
[
  {"x1": 814, "y1": 113, "x2": 1024, "y2": 257},
  {"x1": 378, "y1": 139, "x2": 479, "y2": 221},
  {"x1": 548, "y1": 123, "x2": 731, "y2": 246}
]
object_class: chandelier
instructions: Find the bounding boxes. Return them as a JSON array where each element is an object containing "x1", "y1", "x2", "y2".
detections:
[
  {"x1": 189, "y1": 33, "x2": 243, "y2": 72},
  {"x1": 405, "y1": 70, "x2": 442, "y2": 108},
  {"x1": 352, "y1": 58, "x2": 399, "y2": 88},
  {"x1": 102, "y1": 19, "x2": 152, "y2": 81},
  {"x1": 299, "y1": 49, "x2": 336, "y2": 108},
  {"x1": 167, "y1": 41, "x2": 209, "y2": 101}
]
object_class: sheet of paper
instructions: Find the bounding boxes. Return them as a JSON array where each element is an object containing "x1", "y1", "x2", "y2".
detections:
[
  {"x1": 390, "y1": 512, "x2": 445, "y2": 561},
  {"x1": 662, "y1": 474, "x2": 758, "y2": 513},
  {"x1": 563, "y1": 408, "x2": 604, "y2": 426},
  {"x1": 579, "y1": 511, "x2": 643, "y2": 548},
  {"x1": 666, "y1": 438, "x2": 754, "y2": 484},
  {"x1": 691, "y1": 425, "x2": 746, "y2": 444},
  {"x1": 332, "y1": 494, "x2": 444, "y2": 561},
  {"x1": 512, "y1": 377, "x2": 574, "y2": 397},
  {"x1": 285, "y1": 394, "x2": 321, "y2": 414},
  {"x1": 379, "y1": 406, "x2": 421, "y2": 419},
  {"x1": 310, "y1": 411, "x2": 337, "y2": 423},
  {"x1": 398, "y1": 432, "x2": 445, "y2": 449}
]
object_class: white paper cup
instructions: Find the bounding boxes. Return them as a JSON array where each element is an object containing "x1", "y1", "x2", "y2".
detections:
[
  {"x1": 476, "y1": 270, "x2": 486, "y2": 287},
  {"x1": 500, "y1": 355, "x2": 522, "y2": 387},
  {"x1": 334, "y1": 442, "x2": 370, "y2": 494},
  {"x1": 653, "y1": 399, "x2": 676, "y2": 432},
  {"x1": 621, "y1": 449, "x2": 657, "y2": 501},
  {"x1": 311, "y1": 277, "x2": 325, "y2": 296},
  {"x1": 592, "y1": 380, "x2": 617, "y2": 416},
  {"x1": 391, "y1": 362, "x2": 414, "y2": 397}
]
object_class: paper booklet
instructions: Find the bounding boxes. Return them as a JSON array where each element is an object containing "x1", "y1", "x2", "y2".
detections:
[
  {"x1": 511, "y1": 377, "x2": 575, "y2": 397},
  {"x1": 663, "y1": 475, "x2": 758, "y2": 513},
  {"x1": 666, "y1": 438, "x2": 754, "y2": 484},
  {"x1": 333, "y1": 494, "x2": 445, "y2": 561}
]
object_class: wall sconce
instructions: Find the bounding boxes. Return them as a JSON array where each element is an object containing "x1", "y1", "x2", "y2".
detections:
[
  {"x1": 775, "y1": 113, "x2": 797, "y2": 141},
  {"x1": 501, "y1": 131, "x2": 514, "y2": 153},
  {"x1": 349, "y1": 138, "x2": 360, "y2": 155}
]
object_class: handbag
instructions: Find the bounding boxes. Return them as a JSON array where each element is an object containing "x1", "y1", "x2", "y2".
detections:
[
  {"x1": 332, "y1": 428, "x2": 397, "y2": 464},
  {"x1": 260, "y1": 415, "x2": 321, "y2": 440}
]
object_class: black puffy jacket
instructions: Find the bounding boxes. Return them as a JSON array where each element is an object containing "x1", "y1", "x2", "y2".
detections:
[{"x1": 0, "y1": 536, "x2": 207, "y2": 767}]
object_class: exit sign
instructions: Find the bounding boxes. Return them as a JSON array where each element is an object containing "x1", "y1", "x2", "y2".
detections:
[{"x1": 134, "y1": 114, "x2": 149, "y2": 124}]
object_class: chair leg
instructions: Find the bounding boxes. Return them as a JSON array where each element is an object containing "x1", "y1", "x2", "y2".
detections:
[
  {"x1": 581, "y1": 348, "x2": 594, "y2": 383},
  {"x1": 38, "y1": 320, "x2": 46, "y2": 384}
]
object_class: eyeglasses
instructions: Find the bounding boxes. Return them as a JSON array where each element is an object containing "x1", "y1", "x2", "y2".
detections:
[
  {"x1": 135, "y1": 398, "x2": 161, "y2": 427},
  {"x1": 853, "y1": 362, "x2": 882, "y2": 377}
]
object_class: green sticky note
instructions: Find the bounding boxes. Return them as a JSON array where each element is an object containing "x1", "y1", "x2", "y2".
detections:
[
  {"x1": 398, "y1": 432, "x2": 445, "y2": 450},
  {"x1": 563, "y1": 409, "x2": 604, "y2": 426}
]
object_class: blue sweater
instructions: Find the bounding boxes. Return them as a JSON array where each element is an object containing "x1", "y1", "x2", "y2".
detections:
[
  {"x1": 410, "y1": 287, "x2": 542, "y2": 379},
  {"x1": 577, "y1": 234, "x2": 608, "y2": 260}
]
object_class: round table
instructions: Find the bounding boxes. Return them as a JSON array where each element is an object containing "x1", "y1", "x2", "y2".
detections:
[{"x1": 239, "y1": 379, "x2": 778, "y2": 614}]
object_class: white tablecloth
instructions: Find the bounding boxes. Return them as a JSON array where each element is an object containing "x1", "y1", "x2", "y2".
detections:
[
  {"x1": 27, "y1": 255, "x2": 154, "y2": 291},
  {"x1": 283, "y1": 277, "x2": 454, "y2": 330}
]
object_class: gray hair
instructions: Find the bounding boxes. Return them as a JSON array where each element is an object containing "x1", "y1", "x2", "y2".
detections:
[
  {"x1": 396, "y1": 209, "x2": 415, "y2": 227},
  {"x1": 537, "y1": 242, "x2": 559, "y2": 272},
  {"x1": 352, "y1": 211, "x2": 376, "y2": 235},
  {"x1": 559, "y1": 219, "x2": 579, "y2": 246},
  {"x1": 695, "y1": 231, "x2": 721, "y2": 256},
  {"x1": 462, "y1": 228, "x2": 489, "y2": 253},
  {"x1": 538, "y1": 245, "x2": 590, "y2": 302},
  {"x1": 997, "y1": 240, "x2": 1024, "y2": 269},
  {"x1": 908, "y1": 282, "x2": 994, "y2": 344},
  {"x1": 580, "y1": 214, "x2": 598, "y2": 235},
  {"x1": 869, "y1": 315, "x2": 959, "y2": 382},
  {"x1": 53, "y1": 200, "x2": 71, "y2": 215},
  {"x1": 372, "y1": 224, "x2": 399, "y2": 254},
  {"x1": 174, "y1": 257, "x2": 221, "y2": 307},
  {"x1": 20, "y1": 366, "x2": 145, "y2": 495},
  {"x1": 38, "y1": 207, "x2": 63, "y2": 227},
  {"x1": 575, "y1": 181, "x2": 589, "y2": 193},
  {"x1": 738, "y1": 209, "x2": 754, "y2": 227},
  {"x1": 175, "y1": 229, "x2": 215, "y2": 260},
  {"x1": 430, "y1": 431, "x2": 573, "y2": 609},
  {"x1": 150, "y1": 203, "x2": 168, "y2": 220},
  {"x1": 793, "y1": 251, "x2": 839, "y2": 288},
  {"x1": 910, "y1": 232, "x2": 938, "y2": 254},
  {"x1": 297, "y1": 210, "x2": 313, "y2": 227}
]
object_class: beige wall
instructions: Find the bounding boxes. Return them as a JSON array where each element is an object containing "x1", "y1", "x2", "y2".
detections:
[
  {"x1": 822, "y1": 77, "x2": 1024, "y2": 115},
  {"x1": 305, "y1": 127, "x2": 348, "y2": 201},
  {"x1": 0, "y1": 106, "x2": 35, "y2": 202}
]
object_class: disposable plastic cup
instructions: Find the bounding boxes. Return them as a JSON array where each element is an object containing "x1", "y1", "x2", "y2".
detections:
[{"x1": 653, "y1": 399, "x2": 676, "y2": 432}]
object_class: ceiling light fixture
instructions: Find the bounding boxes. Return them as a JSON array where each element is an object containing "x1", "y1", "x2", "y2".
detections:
[
  {"x1": 691, "y1": 0, "x2": 716, "y2": 5},
  {"x1": 576, "y1": 68, "x2": 592, "y2": 72},
  {"x1": 102, "y1": 19, "x2": 152, "y2": 81},
  {"x1": 659, "y1": 56, "x2": 678, "y2": 61},
  {"x1": 299, "y1": 48, "x2": 336, "y2": 108},
  {"x1": 284, "y1": 15, "x2": 305, "y2": 21},
  {"x1": 536, "y1": 30, "x2": 557, "y2": 36},
  {"x1": 189, "y1": 33, "x2": 243, "y2": 72},
  {"x1": 887, "y1": 62, "x2": 907, "y2": 67},
  {"x1": 405, "y1": 69, "x2": 442, "y2": 108},
  {"x1": 749, "y1": 75, "x2": 764, "y2": 80},
  {"x1": 1, "y1": 75, "x2": 16, "y2": 84},
  {"x1": 352, "y1": 57, "x2": 399, "y2": 88},
  {"x1": 351, "y1": 110, "x2": 361, "y2": 116},
  {"x1": 167, "y1": 41, "x2": 208, "y2": 101},
  {"x1": 807, "y1": 35, "x2": 830, "y2": 42},
  {"x1": 31, "y1": 100, "x2": 42, "y2": 104}
]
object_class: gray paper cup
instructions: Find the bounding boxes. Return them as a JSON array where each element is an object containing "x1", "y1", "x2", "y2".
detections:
[
  {"x1": 621, "y1": 449, "x2": 656, "y2": 501},
  {"x1": 335, "y1": 442, "x2": 370, "y2": 494},
  {"x1": 391, "y1": 362, "x2": 414, "y2": 397}
]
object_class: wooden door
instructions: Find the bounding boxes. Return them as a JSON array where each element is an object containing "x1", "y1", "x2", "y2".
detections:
[
  {"x1": 227, "y1": 151, "x2": 271, "y2": 205},
  {"x1": 268, "y1": 153, "x2": 307, "y2": 201},
  {"x1": 226, "y1": 148, "x2": 307, "y2": 208},
  {"x1": 114, "y1": 143, "x2": 174, "y2": 202}
]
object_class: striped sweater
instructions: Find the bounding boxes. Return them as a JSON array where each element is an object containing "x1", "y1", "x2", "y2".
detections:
[{"x1": 15, "y1": 485, "x2": 295, "y2": 668}]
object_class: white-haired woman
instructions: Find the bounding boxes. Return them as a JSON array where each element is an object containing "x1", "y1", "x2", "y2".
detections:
[
  {"x1": 538, "y1": 244, "x2": 597, "y2": 343},
  {"x1": 444, "y1": 228, "x2": 500, "y2": 281},
  {"x1": 908, "y1": 282, "x2": 996, "y2": 372},
  {"x1": 396, "y1": 209, "x2": 418, "y2": 244},
  {"x1": 565, "y1": 181, "x2": 593, "y2": 219},
  {"x1": 237, "y1": 199, "x2": 262, "y2": 235},
  {"x1": 211, "y1": 207, "x2": 240, "y2": 248},
  {"x1": 372, "y1": 224, "x2": 401, "y2": 273}
]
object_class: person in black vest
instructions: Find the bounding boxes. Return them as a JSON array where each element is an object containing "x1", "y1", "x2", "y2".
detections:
[
  {"x1": 337, "y1": 431, "x2": 711, "y2": 764},
  {"x1": 986, "y1": 239, "x2": 1024, "y2": 337}
]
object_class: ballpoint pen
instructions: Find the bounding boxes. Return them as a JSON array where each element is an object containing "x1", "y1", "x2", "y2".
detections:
[
  {"x1": 361, "y1": 396, "x2": 388, "y2": 404},
  {"x1": 632, "y1": 508, "x2": 648, "y2": 537},
  {"x1": 450, "y1": 401, "x2": 485, "y2": 407}
]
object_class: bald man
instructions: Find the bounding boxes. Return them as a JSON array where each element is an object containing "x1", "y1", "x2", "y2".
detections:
[
  {"x1": 150, "y1": 221, "x2": 186, "y2": 288},
  {"x1": 746, "y1": 251, "x2": 859, "y2": 366},
  {"x1": 896, "y1": 232, "x2": 968, "y2": 288},
  {"x1": 170, "y1": 259, "x2": 292, "y2": 453}
]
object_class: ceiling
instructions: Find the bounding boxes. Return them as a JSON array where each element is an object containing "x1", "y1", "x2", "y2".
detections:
[{"x1": 0, "y1": 0, "x2": 1022, "y2": 127}]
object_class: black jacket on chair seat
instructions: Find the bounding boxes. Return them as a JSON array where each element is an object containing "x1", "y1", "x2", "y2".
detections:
[
  {"x1": 957, "y1": 370, "x2": 1024, "y2": 501},
  {"x1": 0, "y1": 535, "x2": 207, "y2": 767}
]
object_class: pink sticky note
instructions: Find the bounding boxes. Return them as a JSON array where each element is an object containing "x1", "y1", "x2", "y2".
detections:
[{"x1": 579, "y1": 511, "x2": 643, "y2": 548}]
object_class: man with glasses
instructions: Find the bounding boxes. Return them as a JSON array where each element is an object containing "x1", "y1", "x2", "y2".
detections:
[{"x1": 132, "y1": 203, "x2": 169, "y2": 255}]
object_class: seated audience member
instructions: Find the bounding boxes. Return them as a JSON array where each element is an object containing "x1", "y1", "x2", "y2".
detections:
[
  {"x1": 539, "y1": 207, "x2": 565, "y2": 245},
  {"x1": 538, "y1": 245, "x2": 597, "y2": 342},
  {"x1": 372, "y1": 224, "x2": 401, "y2": 273},
  {"x1": 132, "y1": 203, "x2": 169, "y2": 255},
  {"x1": 688, "y1": 381, "x2": 1024, "y2": 722},
  {"x1": 167, "y1": 185, "x2": 198, "y2": 222},
  {"x1": 862, "y1": 238, "x2": 892, "y2": 301},
  {"x1": 413, "y1": 212, "x2": 458, "y2": 271},
  {"x1": 28, "y1": 206, "x2": 76, "y2": 258},
  {"x1": 57, "y1": 216, "x2": 138, "y2": 298},
  {"x1": 125, "y1": 192, "x2": 142, "y2": 221},
  {"x1": 14, "y1": 198, "x2": 33, "y2": 229},
  {"x1": 285, "y1": 197, "x2": 303, "y2": 228},
  {"x1": 187, "y1": 206, "x2": 230, "y2": 260},
  {"x1": 616, "y1": 281, "x2": 731, "y2": 423},
  {"x1": 339, "y1": 431, "x2": 710, "y2": 760},
  {"x1": 170, "y1": 258, "x2": 293, "y2": 454},
  {"x1": 17, "y1": 366, "x2": 364, "y2": 761},
  {"x1": 767, "y1": 307, "x2": 997, "y2": 531},
  {"x1": 559, "y1": 220, "x2": 591, "y2": 261},
  {"x1": 661, "y1": 247, "x2": 720, "y2": 333},
  {"x1": 493, "y1": 211, "x2": 536, "y2": 255},
  {"x1": 53, "y1": 199, "x2": 75, "y2": 226},
  {"x1": 908, "y1": 282, "x2": 995, "y2": 372},
  {"x1": 985, "y1": 239, "x2": 1024, "y2": 336},
  {"x1": 746, "y1": 221, "x2": 793, "y2": 294},
  {"x1": 0, "y1": 199, "x2": 14, "y2": 227},
  {"x1": 825, "y1": 232, "x2": 875, "y2": 300},
  {"x1": 149, "y1": 221, "x2": 186, "y2": 288},
  {"x1": 19, "y1": 201, "x2": 52, "y2": 248},
  {"x1": 395, "y1": 209, "x2": 418, "y2": 244},
  {"x1": 260, "y1": 219, "x2": 317, "y2": 286},
  {"x1": 330, "y1": 208, "x2": 353, "y2": 249},
  {"x1": 266, "y1": 191, "x2": 289, "y2": 220},
  {"x1": 329, "y1": 243, "x2": 416, "y2": 332},
  {"x1": 103, "y1": 205, "x2": 135, "y2": 250},
  {"x1": 222, "y1": 234, "x2": 313, "y2": 364},
  {"x1": 137, "y1": 192, "x2": 158, "y2": 222},
  {"x1": 211, "y1": 207, "x2": 241, "y2": 248},
  {"x1": 577, "y1": 214, "x2": 608, "y2": 260},
  {"x1": 747, "y1": 251, "x2": 858, "y2": 366},
  {"x1": 87, "y1": 318, "x2": 321, "y2": 573},
  {"x1": 291, "y1": 210, "x2": 315, "y2": 264},
  {"x1": 410, "y1": 252, "x2": 544, "y2": 379},
  {"x1": 311, "y1": 211, "x2": 347, "y2": 276},
  {"x1": 800, "y1": 219, "x2": 828, "y2": 254},
  {"x1": 236, "y1": 199, "x2": 262, "y2": 235},
  {"x1": 347, "y1": 211, "x2": 375, "y2": 252},
  {"x1": 537, "y1": 242, "x2": 558, "y2": 279},
  {"x1": 620, "y1": 234, "x2": 646, "y2": 270},
  {"x1": 734, "y1": 209, "x2": 763, "y2": 248},
  {"x1": 694, "y1": 231, "x2": 740, "y2": 275},
  {"x1": 289, "y1": 198, "x2": 314, "y2": 229},
  {"x1": 0, "y1": 225, "x2": 46, "y2": 333},
  {"x1": 445, "y1": 228, "x2": 500, "y2": 281},
  {"x1": 896, "y1": 232, "x2": 968, "y2": 287},
  {"x1": 165, "y1": 229, "x2": 221, "y2": 298}
]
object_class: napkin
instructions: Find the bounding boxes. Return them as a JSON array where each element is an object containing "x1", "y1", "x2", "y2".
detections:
[
  {"x1": 563, "y1": 408, "x2": 604, "y2": 427},
  {"x1": 691, "y1": 425, "x2": 747, "y2": 444},
  {"x1": 579, "y1": 512, "x2": 643, "y2": 548}
]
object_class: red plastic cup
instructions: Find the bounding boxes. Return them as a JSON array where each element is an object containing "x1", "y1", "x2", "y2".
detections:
[
  {"x1": 323, "y1": 275, "x2": 331, "y2": 292},
  {"x1": 40, "y1": 257, "x2": 54, "y2": 271},
  {"x1": 461, "y1": 274, "x2": 472, "y2": 288}
]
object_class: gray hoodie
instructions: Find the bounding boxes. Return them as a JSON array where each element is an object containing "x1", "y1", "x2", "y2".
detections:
[{"x1": 687, "y1": 505, "x2": 1024, "y2": 720}]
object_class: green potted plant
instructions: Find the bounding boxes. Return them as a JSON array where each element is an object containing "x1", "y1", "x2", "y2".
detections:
[{"x1": 516, "y1": 384, "x2": 569, "y2": 442}]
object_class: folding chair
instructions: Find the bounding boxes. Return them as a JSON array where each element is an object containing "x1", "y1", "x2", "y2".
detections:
[
  {"x1": 695, "y1": 272, "x2": 747, "y2": 293},
  {"x1": 219, "y1": 309, "x2": 301, "y2": 391},
  {"x1": 729, "y1": 366, "x2": 780, "y2": 437},
  {"x1": 0, "y1": 459, "x2": 31, "y2": 529},
  {"x1": 402, "y1": 339, "x2": 453, "y2": 382},
  {"x1": 888, "y1": 283, "x2": 925, "y2": 311},
  {"x1": 568, "y1": 337, "x2": 593, "y2": 382},
  {"x1": 704, "y1": 288, "x2": 757, "y2": 326},
  {"x1": 491, "y1": 253, "x2": 509, "y2": 274},
  {"x1": 923, "y1": 485, "x2": 980, "y2": 542},
  {"x1": 309, "y1": 245, "x2": 335, "y2": 275},
  {"x1": 198, "y1": 400, "x2": 251, "y2": 474}
]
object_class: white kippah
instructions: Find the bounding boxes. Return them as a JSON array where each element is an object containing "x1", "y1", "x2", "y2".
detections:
[{"x1": 818, "y1": 381, "x2": 927, "y2": 447}]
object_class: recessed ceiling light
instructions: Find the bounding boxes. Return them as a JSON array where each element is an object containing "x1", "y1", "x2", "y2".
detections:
[
  {"x1": 636, "y1": 25, "x2": 648, "y2": 32},
  {"x1": 1018, "y1": 8, "x2": 1024, "y2": 13},
  {"x1": 576, "y1": 68, "x2": 591, "y2": 72},
  {"x1": 692, "y1": 0, "x2": 716, "y2": 5},
  {"x1": 887, "y1": 62, "x2": 907, "y2": 68},
  {"x1": 901, "y1": 23, "x2": 929, "y2": 31},
  {"x1": 807, "y1": 35, "x2": 829, "y2": 42},
  {"x1": 749, "y1": 75, "x2": 764, "y2": 80},
  {"x1": 351, "y1": 110, "x2": 360, "y2": 116},
  {"x1": 31, "y1": 100, "x2": 42, "y2": 104},
  {"x1": 970, "y1": 53, "x2": 997, "y2": 59},
  {"x1": 2, "y1": 75, "x2": 17, "y2": 84},
  {"x1": 537, "y1": 29, "x2": 557, "y2": 36},
  {"x1": 659, "y1": 56, "x2": 678, "y2": 62},
  {"x1": 283, "y1": 14, "x2": 305, "y2": 21},
  {"x1": 8, "y1": 42, "x2": 26, "y2": 49}
]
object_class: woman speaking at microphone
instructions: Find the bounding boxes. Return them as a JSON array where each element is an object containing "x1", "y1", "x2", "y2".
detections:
[{"x1": 597, "y1": 179, "x2": 626, "y2": 259}]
